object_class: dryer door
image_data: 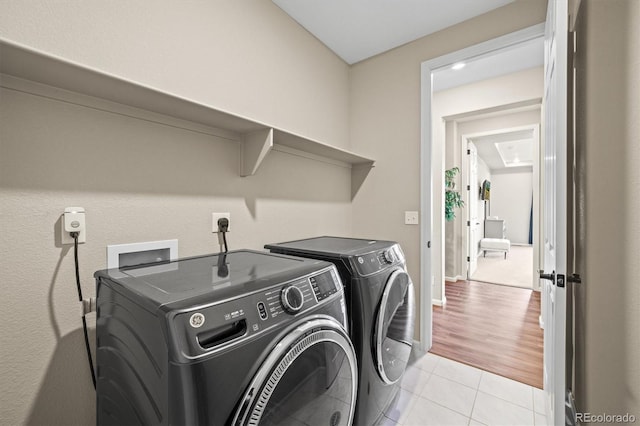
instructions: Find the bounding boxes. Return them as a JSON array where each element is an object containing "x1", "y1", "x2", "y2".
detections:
[
  {"x1": 375, "y1": 269, "x2": 415, "y2": 384},
  {"x1": 232, "y1": 318, "x2": 357, "y2": 426}
]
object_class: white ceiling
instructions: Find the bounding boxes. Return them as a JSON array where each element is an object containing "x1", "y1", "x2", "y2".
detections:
[
  {"x1": 432, "y1": 37, "x2": 544, "y2": 92},
  {"x1": 271, "y1": 1, "x2": 542, "y2": 172},
  {"x1": 471, "y1": 129, "x2": 534, "y2": 171},
  {"x1": 272, "y1": 0, "x2": 515, "y2": 64}
]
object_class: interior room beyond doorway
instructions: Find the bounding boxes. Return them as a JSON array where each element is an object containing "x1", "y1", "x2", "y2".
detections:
[
  {"x1": 444, "y1": 111, "x2": 540, "y2": 290},
  {"x1": 472, "y1": 245, "x2": 533, "y2": 288}
]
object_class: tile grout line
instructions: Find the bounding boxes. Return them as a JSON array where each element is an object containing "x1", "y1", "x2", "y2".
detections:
[
  {"x1": 419, "y1": 390, "x2": 473, "y2": 420},
  {"x1": 468, "y1": 374, "x2": 482, "y2": 426},
  {"x1": 532, "y1": 387, "x2": 536, "y2": 424},
  {"x1": 430, "y1": 366, "x2": 483, "y2": 391},
  {"x1": 420, "y1": 371, "x2": 481, "y2": 419},
  {"x1": 430, "y1": 370, "x2": 480, "y2": 390},
  {"x1": 475, "y1": 371, "x2": 539, "y2": 411},
  {"x1": 401, "y1": 370, "x2": 432, "y2": 397},
  {"x1": 392, "y1": 386, "x2": 418, "y2": 426},
  {"x1": 406, "y1": 353, "x2": 539, "y2": 425},
  {"x1": 407, "y1": 392, "x2": 473, "y2": 425},
  {"x1": 475, "y1": 389, "x2": 537, "y2": 412}
]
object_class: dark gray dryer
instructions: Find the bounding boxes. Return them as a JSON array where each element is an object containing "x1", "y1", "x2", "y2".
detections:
[
  {"x1": 265, "y1": 237, "x2": 415, "y2": 426},
  {"x1": 95, "y1": 250, "x2": 357, "y2": 426}
]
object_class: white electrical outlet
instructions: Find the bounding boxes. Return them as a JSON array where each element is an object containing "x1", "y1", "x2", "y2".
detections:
[
  {"x1": 404, "y1": 211, "x2": 419, "y2": 225},
  {"x1": 61, "y1": 207, "x2": 86, "y2": 244},
  {"x1": 212, "y1": 212, "x2": 230, "y2": 233}
]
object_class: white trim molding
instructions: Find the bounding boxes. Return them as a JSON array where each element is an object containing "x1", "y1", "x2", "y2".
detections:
[{"x1": 432, "y1": 298, "x2": 447, "y2": 307}]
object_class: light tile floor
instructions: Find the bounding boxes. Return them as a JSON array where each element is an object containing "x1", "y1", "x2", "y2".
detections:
[{"x1": 378, "y1": 352, "x2": 549, "y2": 426}]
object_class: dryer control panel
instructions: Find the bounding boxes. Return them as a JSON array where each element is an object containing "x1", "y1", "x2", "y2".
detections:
[
  {"x1": 170, "y1": 266, "x2": 343, "y2": 360},
  {"x1": 351, "y1": 244, "x2": 405, "y2": 276}
]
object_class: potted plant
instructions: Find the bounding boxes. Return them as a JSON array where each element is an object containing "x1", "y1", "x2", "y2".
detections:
[{"x1": 445, "y1": 167, "x2": 464, "y2": 221}]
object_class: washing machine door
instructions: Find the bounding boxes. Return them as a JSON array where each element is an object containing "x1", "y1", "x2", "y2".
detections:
[
  {"x1": 375, "y1": 269, "x2": 415, "y2": 384},
  {"x1": 232, "y1": 318, "x2": 357, "y2": 426}
]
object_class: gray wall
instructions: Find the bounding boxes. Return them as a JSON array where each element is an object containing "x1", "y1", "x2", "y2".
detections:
[
  {"x1": 0, "y1": 2, "x2": 352, "y2": 425},
  {"x1": 0, "y1": 0, "x2": 351, "y2": 149},
  {"x1": 573, "y1": 0, "x2": 640, "y2": 417},
  {"x1": 350, "y1": 0, "x2": 547, "y2": 312},
  {"x1": 491, "y1": 169, "x2": 533, "y2": 244}
]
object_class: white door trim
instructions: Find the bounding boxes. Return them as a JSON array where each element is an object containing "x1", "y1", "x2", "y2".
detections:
[
  {"x1": 419, "y1": 23, "x2": 545, "y2": 351},
  {"x1": 542, "y1": 0, "x2": 569, "y2": 422}
]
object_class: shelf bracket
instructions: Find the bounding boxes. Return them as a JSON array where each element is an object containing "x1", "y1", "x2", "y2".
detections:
[
  {"x1": 240, "y1": 128, "x2": 273, "y2": 177},
  {"x1": 351, "y1": 162, "x2": 375, "y2": 199}
]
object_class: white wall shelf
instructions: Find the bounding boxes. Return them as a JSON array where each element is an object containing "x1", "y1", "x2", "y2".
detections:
[{"x1": 0, "y1": 40, "x2": 374, "y2": 197}]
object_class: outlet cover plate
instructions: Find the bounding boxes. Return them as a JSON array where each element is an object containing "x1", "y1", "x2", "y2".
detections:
[
  {"x1": 212, "y1": 212, "x2": 231, "y2": 233},
  {"x1": 405, "y1": 211, "x2": 419, "y2": 225},
  {"x1": 61, "y1": 208, "x2": 86, "y2": 245}
]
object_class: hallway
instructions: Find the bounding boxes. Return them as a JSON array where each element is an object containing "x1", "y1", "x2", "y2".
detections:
[{"x1": 431, "y1": 280, "x2": 543, "y2": 388}]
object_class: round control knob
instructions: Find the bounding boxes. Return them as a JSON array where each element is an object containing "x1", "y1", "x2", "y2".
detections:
[
  {"x1": 281, "y1": 286, "x2": 304, "y2": 314},
  {"x1": 383, "y1": 249, "x2": 395, "y2": 263}
]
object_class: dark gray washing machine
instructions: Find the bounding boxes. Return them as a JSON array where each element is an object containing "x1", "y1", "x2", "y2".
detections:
[
  {"x1": 265, "y1": 237, "x2": 415, "y2": 426},
  {"x1": 95, "y1": 250, "x2": 357, "y2": 425}
]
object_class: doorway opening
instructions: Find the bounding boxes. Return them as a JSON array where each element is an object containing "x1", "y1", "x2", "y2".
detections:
[
  {"x1": 419, "y1": 25, "x2": 545, "y2": 388},
  {"x1": 447, "y1": 121, "x2": 541, "y2": 290}
]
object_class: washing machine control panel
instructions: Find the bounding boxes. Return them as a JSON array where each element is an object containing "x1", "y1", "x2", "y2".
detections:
[
  {"x1": 263, "y1": 279, "x2": 312, "y2": 319},
  {"x1": 353, "y1": 245, "x2": 405, "y2": 276},
  {"x1": 281, "y1": 285, "x2": 304, "y2": 313},
  {"x1": 309, "y1": 270, "x2": 340, "y2": 301},
  {"x1": 172, "y1": 266, "x2": 343, "y2": 359}
]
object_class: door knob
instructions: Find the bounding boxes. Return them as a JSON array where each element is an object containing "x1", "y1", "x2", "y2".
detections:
[
  {"x1": 539, "y1": 270, "x2": 555, "y2": 281},
  {"x1": 568, "y1": 273, "x2": 582, "y2": 284}
]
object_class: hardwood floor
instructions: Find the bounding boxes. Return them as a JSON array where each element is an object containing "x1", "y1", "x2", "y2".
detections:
[{"x1": 430, "y1": 280, "x2": 544, "y2": 388}]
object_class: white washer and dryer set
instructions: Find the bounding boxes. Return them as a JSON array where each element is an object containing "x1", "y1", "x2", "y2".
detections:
[{"x1": 95, "y1": 237, "x2": 415, "y2": 425}]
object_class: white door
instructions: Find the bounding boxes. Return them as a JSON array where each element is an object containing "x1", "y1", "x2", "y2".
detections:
[
  {"x1": 467, "y1": 142, "x2": 479, "y2": 278},
  {"x1": 542, "y1": 0, "x2": 568, "y2": 424}
]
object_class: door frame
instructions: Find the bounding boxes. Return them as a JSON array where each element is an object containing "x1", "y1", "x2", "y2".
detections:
[
  {"x1": 542, "y1": 0, "x2": 569, "y2": 421},
  {"x1": 466, "y1": 139, "x2": 479, "y2": 280},
  {"x1": 419, "y1": 23, "x2": 545, "y2": 350},
  {"x1": 460, "y1": 124, "x2": 541, "y2": 289}
]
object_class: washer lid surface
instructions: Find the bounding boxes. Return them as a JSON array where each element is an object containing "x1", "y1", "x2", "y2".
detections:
[
  {"x1": 95, "y1": 250, "x2": 328, "y2": 307},
  {"x1": 265, "y1": 236, "x2": 395, "y2": 256}
]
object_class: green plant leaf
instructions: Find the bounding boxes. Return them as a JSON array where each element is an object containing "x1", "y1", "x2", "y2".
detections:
[{"x1": 445, "y1": 167, "x2": 464, "y2": 221}]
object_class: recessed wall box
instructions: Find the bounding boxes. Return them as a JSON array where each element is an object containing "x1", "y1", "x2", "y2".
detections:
[{"x1": 107, "y1": 240, "x2": 178, "y2": 269}]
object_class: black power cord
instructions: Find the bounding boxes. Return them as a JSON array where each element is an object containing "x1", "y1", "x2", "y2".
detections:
[
  {"x1": 217, "y1": 218, "x2": 229, "y2": 253},
  {"x1": 71, "y1": 232, "x2": 97, "y2": 389},
  {"x1": 222, "y1": 231, "x2": 229, "y2": 253}
]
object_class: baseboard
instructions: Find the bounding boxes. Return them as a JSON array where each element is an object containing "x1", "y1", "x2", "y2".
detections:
[
  {"x1": 432, "y1": 297, "x2": 446, "y2": 307},
  {"x1": 539, "y1": 314, "x2": 544, "y2": 329},
  {"x1": 445, "y1": 275, "x2": 464, "y2": 282}
]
